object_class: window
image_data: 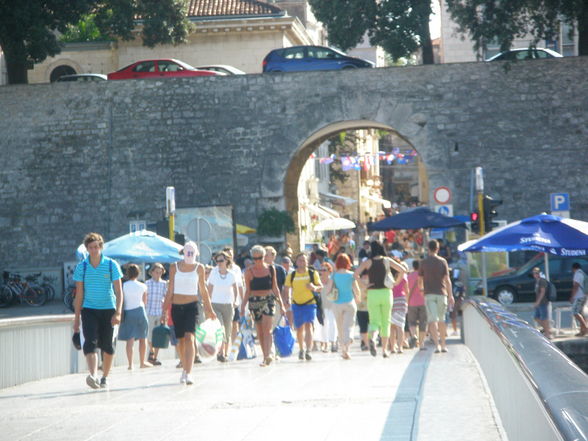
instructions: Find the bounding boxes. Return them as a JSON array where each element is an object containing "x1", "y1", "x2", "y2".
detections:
[
  {"x1": 50, "y1": 65, "x2": 76, "y2": 82},
  {"x1": 282, "y1": 47, "x2": 305, "y2": 59},
  {"x1": 308, "y1": 47, "x2": 341, "y2": 59},
  {"x1": 158, "y1": 61, "x2": 183, "y2": 72},
  {"x1": 133, "y1": 61, "x2": 156, "y2": 73}
]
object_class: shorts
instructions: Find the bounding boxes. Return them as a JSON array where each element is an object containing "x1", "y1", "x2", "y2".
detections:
[
  {"x1": 534, "y1": 303, "x2": 549, "y2": 321},
  {"x1": 572, "y1": 296, "x2": 586, "y2": 316},
  {"x1": 81, "y1": 308, "x2": 116, "y2": 355},
  {"x1": 171, "y1": 302, "x2": 198, "y2": 339},
  {"x1": 169, "y1": 326, "x2": 178, "y2": 346},
  {"x1": 147, "y1": 315, "x2": 160, "y2": 342},
  {"x1": 292, "y1": 303, "x2": 317, "y2": 329},
  {"x1": 356, "y1": 310, "x2": 369, "y2": 334},
  {"x1": 425, "y1": 294, "x2": 448, "y2": 323},
  {"x1": 450, "y1": 296, "x2": 464, "y2": 319},
  {"x1": 248, "y1": 295, "x2": 276, "y2": 322},
  {"x1": 118, "y1": 307, "x2": 148, "y2": 341},
  {"x1": 407, "y1": 305, "x2": 427, "y2": 332},
  {"x1": 212, "y1": 303, "x2": 233, "y2": 343}
]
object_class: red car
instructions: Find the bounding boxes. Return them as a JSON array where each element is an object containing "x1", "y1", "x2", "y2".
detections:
[{"x1": 107, "y1": 59, "x2": 223, "y2": 80}]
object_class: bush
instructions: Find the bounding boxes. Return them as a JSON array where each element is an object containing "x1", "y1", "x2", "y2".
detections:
[{"x1": 257, "y1": 209, "x2": 295, "y2": 237}]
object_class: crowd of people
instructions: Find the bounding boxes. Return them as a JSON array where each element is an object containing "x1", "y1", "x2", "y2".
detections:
[{"x1": 73, "y1": 229, "x2": 459, "y2": 389}]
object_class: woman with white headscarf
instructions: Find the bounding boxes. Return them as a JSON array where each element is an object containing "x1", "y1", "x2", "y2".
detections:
[{"x1": 162, "y1": 242, "x2": 216, "y2": 385}]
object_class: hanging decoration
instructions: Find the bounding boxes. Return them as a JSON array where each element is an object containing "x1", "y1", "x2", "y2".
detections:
[{"x1": 313, "y1": 149, "x2": 418, "y2": 167}]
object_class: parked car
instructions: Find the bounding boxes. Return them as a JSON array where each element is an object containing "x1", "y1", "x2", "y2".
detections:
[
  {"x1": 476, "y1": 253, "x2": 588, "y2": 304},
  {"x1": 195, "y1": 65, "x2": 245, "y2": 75},
  {"x1": 107, "y1": 59, "x2": 221, "y2": 80},
  {"x1": 262, "y1": 45, "x2": 374, "y2": 72},
  {"x1": 56, "y1": 74, "x2": 107, "y2": 82},
  {"x1": 486, "y1": 48, "x2": 562, "y2": 62}
]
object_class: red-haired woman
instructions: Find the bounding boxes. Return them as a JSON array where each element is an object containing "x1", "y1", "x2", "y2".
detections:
[{"x1": 329, "y1": 254, "x2": 360, "y2": 359}]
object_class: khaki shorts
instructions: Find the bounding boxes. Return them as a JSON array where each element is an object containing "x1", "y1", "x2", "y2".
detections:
[
  {"x1": 147, "y1": 315, "x2": 161, "y2": 342},
  {"x1": 425, "y1": 294, "x2": 447, "y2": 323}
]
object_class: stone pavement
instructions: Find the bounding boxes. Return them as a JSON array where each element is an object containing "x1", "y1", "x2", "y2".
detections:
[{"x1": 0, "y1": 336, "x2": 505, "y2": 441}]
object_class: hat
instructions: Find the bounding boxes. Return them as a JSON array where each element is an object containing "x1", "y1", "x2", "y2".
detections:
[
  {"x1": 532, "y1": 267, "x2": 541, "y2": 274},
  {"x1": 72, "y1": 332, "x2": 81, "y2": 350}
]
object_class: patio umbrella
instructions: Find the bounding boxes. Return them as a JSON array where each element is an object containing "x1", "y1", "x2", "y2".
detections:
[
  {"x1": 370, "y1": 206, "x2": 466, "y2": 231},
  {"x1": 458, "y1": 213, "x2": 588, "y2": 292},
  {"x1": 313, "y1": 218, "x2": 356, "y2": 231},
  {"x1": 103, "y1": 230, "x2": 183, "y2": 263},
  {"x1": 458, "y1": 214, "x2": 588, "y2": 256}
]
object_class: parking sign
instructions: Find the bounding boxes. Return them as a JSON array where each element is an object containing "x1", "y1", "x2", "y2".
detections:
[{"x1": 550, "y1": 193, "x2": 570, "y2": 212}]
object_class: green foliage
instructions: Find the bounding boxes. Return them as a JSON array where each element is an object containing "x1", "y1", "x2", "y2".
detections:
[
  {"x1": 308, "y1": 0, "x2": 434, "y2": 64},
  {"x1": 61, "y1": 15, "x2": 109, "y2": 42},
  {"x1": 257, "y1": 209, "x2": 295, "y2": 237},
  {"x1": 445, "y1": 0, "x2": 588, "y2": 56},
  {"x1": 0, "y1": 0, "x2": 193, "y2": 84}
]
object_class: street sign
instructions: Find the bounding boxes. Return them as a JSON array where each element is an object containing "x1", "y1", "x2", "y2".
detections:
[
  {"x1": 434, "y1": 204, "x2": 453, "y2": 217},
  {"x1": 550, "y1": 193, "x2": 570, "y2": 212},
  {"x1": 552, "y1": 210, "x2": 570, "y2": 218},
  {"x1": 433, "y1": 187, "x2": 452, "y2": 205}
]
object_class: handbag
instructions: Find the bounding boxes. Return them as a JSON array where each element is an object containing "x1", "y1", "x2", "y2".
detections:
[
  {"x1": 237, "y1": 318, "x2": 257, "y2": 360},
  {"x1": 383, "y1": 258, "x2": 395, "y2": 289},
  {"x1": 273, "y1": 316, "x2": 295, "y2": 357},
  {"x1": 326, "y1": 280, "x2": 339, "y2": 302}
]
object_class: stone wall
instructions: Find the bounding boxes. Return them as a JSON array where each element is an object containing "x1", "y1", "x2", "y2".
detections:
[{"x1": 0, "y1": 56, "x2": 587, "y2": 269}]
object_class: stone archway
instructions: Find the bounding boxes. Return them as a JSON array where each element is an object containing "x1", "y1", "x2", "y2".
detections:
[{"x1": 284, "y1": 119, "x2": 428, "y2": 251}]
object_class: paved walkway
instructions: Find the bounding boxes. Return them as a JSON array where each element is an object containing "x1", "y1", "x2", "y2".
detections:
[{"x1": 0, "y1": 335, "x2": 505, "y2": 441}]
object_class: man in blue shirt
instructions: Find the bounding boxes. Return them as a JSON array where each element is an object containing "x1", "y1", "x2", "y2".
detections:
[{"x1": 73, "y1": 232, "x2": 123, "y2": 389}]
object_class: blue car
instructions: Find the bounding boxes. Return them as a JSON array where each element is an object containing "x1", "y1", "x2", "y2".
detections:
[{"x1": 262, "y1": 45, "x2": 374, "y2": 72}]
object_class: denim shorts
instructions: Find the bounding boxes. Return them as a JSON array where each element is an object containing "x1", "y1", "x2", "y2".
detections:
[{"x1": 534, "y1": 303, "x2": 549, "y2": 321}]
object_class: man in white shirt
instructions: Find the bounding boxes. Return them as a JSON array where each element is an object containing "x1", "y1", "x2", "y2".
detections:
[{"x1": 571, "y1": 262, "x2": 587, "y2": 336}]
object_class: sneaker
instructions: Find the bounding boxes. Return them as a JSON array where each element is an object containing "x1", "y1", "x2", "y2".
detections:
[
  {"x1": 298, "y1": 350, "x2": 305, "y2": 360},
  {"x1": 180, "y1": 371, "x2": 187, "y2": 384},
  {"x1": 86, "y1": 375, "x2": 100, "y2": 390},
  {"x1": 409, "y1": 336, "x2": 418, "y2": 349},
  {"x1": 360, "y1": 341, "x2": 368, "y2": 351},
  {"x1": 100, "y1": 377, "x2": 108, "y2": 388},
  {"x1": 185, "y1": 374, "x2": 194, "y2": 385},
  {"x1": 305, "y1": 351, "x2": 312, "y2": 361},
  {"x1": 152, "y1": 359, "x2": 162, "y2": 366},
  {"x1": 369, "y1": 340, "x2": 377, "y2": 357}
]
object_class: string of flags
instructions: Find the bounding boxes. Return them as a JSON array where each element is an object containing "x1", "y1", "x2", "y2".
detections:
[{"x1": 310, "y1": 149, "x2": 418, "y2": 171}]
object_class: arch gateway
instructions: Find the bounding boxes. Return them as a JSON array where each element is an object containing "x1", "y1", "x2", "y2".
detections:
[{"x1": 0, "y1": 57, "x2": 587, "y2": 267}]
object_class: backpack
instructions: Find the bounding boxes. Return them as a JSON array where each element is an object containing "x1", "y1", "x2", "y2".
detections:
[{"x1": 546, "y1": 280, "x2": 557, "y2": 302}]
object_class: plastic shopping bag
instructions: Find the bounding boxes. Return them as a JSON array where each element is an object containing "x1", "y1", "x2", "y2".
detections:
[
  {"x1": 273, "y1": 315, "x2": 295, "y2": 357},
  {"x1": 195, "y1": 318, "x2": 224, "y2": 361}
]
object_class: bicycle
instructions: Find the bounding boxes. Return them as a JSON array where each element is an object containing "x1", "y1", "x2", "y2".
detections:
[
  {"x1": 22, "y1": 272, "x2": 57, "y2": 302},
  {"x1": 0, "y1": 272, "x2": 47, "y2": 307},
  {"x1": 63, "y1": 284, "x2": 76, "y2": 312}
]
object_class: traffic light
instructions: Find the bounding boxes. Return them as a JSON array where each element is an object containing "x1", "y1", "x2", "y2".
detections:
[
  {"x1": 483, "y1": 195, "x2": 502, "y2": 232},
  {"x1": 470, "y1": 210, "x2": 480, "y2": 234}
]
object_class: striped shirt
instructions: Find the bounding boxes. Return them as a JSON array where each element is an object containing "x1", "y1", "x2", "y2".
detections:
[
  {"x1": 145, "y1": 278, "x2": 167, "y2": 316},
  {"x1": 73, "y1": 255, "x2": 123, "y2": 309}
]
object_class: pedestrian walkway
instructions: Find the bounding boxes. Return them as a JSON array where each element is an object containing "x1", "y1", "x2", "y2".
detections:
[{"x1": 0, "y1": 336, "x2": 505, "y2": 441}]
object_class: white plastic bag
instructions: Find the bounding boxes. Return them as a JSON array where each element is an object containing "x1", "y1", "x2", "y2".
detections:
[{"x1": 195, "y1": 318, "x2": 223, "y2": 361}]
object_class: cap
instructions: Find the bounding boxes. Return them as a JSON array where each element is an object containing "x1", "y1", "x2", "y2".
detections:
[
  {"x1": 72, "y1": 332, "x2": 81, "y2": 350},
  {"x1": 532, "y1": 267, "x2": 541, "y2": 273}
]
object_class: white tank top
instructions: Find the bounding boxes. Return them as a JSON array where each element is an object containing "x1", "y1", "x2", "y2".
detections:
[{"x1": 174, "y1": 263, "x2": 199, "y2": 295}]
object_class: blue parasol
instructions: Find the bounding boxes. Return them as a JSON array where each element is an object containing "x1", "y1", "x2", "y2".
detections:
[
  {"x1": 103, "y1": 230, "x2": 182, "y2": 263},
  {"x1": 370, "y1": 206, "x2": 466, "y2": 231}
]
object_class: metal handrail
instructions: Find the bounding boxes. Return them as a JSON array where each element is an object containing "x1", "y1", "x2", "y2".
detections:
[{"x1": 465, "y1": 296, "x2": 588, "y2": 441}]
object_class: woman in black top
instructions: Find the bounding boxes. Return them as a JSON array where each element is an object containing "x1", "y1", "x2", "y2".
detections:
[{"x1": 241, "y1": 245, "x2": 285, "y2": 366}]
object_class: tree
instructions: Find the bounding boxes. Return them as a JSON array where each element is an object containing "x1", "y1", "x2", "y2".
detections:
[
  {"x1": 445, "y1": 0, "x2": 588, "y2": 57},
  {"x1": 308, "y1": 0, "x2": 435, "y2": 64},
  {"x1": 0, "y1": 0, "x2": 192, "y2": 84}
]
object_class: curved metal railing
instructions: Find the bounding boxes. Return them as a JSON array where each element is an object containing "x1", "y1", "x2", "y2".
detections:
[{"x1": 465, "y1": 296, "x2": 588, "y2": 441}]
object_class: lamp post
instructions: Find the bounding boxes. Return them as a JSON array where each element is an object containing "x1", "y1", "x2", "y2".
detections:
[{"x1": 166, "y1": 186, "x2": 176, "y2": 242}]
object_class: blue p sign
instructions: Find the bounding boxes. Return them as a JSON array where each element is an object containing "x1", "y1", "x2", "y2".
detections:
[{"x1": 550, "y1": 193, "x2": 570, "y2": 211}]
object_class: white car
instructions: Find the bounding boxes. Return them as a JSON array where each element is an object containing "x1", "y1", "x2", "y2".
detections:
[
  {"x1": 486, "y1": 48, "x2": 563, "y2": 61},
  {"x1": 195, "y1": 65, "x2": 245, "y2": 75},
  {"x1": 56, "y1": 73, "x2": 107, "y2": 82}
]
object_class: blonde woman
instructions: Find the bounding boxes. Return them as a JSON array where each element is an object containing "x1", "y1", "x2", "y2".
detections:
[{"x1": 241, "y1": 245, "x2": 286, "y2": 366}]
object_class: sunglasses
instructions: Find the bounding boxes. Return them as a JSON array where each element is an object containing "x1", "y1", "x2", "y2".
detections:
[
  {"x1": 252, "y1": 256, "x2": 263, "y2": 260},
  {"x1": 216, "y1": 259, "x2": 226, "y2": 263},
  {"x1": 319, "y1": 269, "x2": 329, "y2": 272}
]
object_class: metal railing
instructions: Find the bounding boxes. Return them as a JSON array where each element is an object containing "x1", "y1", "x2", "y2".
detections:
[
  {"x1": 463, "y1": 296, "x2": 588, "y2": 441},
  {"x1": 0, "y1": 314, "x2": 176, "y2": 389}
]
